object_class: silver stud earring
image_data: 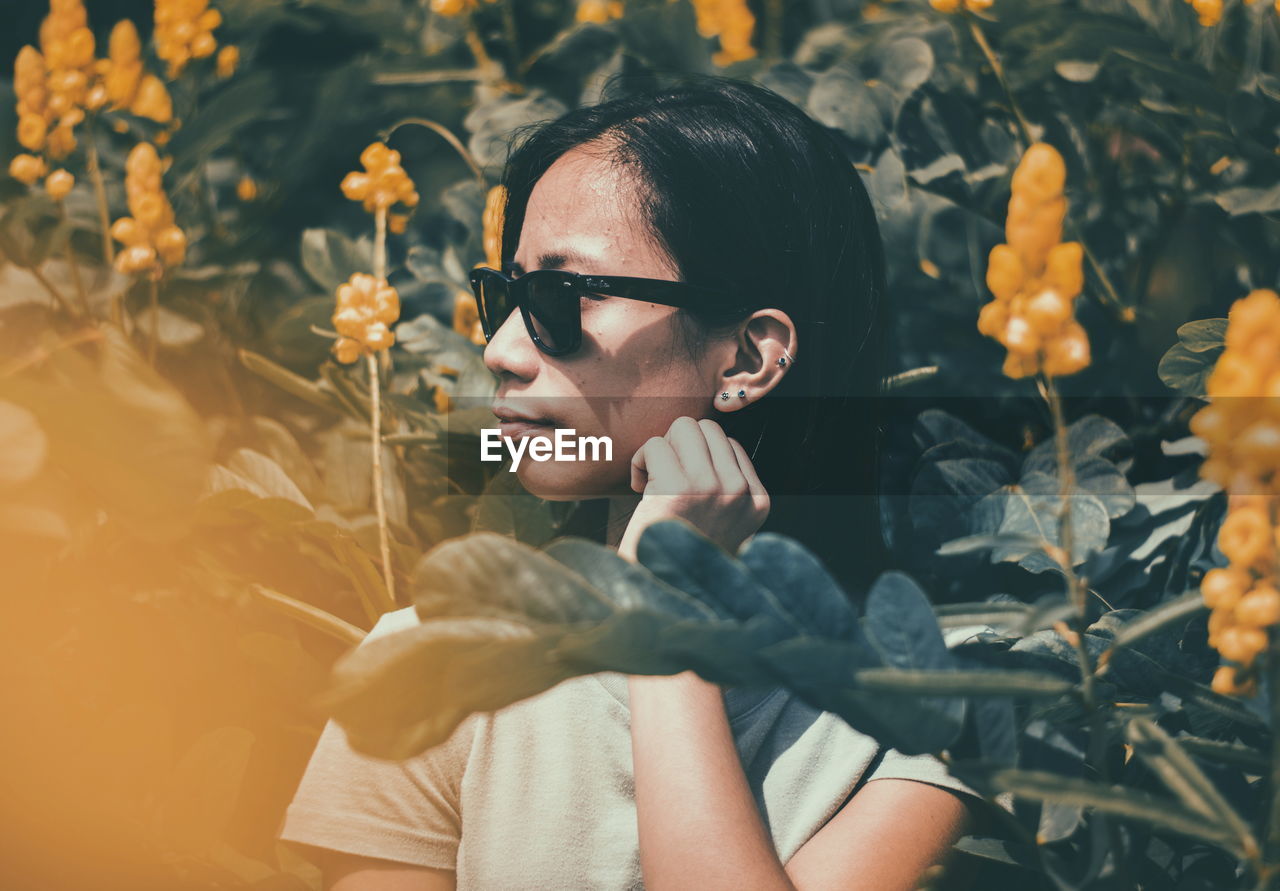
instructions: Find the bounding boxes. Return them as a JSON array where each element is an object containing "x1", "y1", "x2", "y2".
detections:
[
  {"x1": 720, "y1": 392, "x2": 729, "y2": 401},
  {"x1": 738, "y1": 390, "x2": 746, "y2": 398},
  {"x1": 778, "y1": 346, "x2": 796, "y2": 367}
]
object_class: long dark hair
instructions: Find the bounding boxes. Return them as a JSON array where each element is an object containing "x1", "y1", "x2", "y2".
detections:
[{"x1": 497, "y1": 74, "x2": 890, "y2": 600}]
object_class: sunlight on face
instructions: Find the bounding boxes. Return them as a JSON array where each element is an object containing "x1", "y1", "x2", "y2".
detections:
[{"x1": 482, "y1": 144, "x2": 728, "y2": 500}]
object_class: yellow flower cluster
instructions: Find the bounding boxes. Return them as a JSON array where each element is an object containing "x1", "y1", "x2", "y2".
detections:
[
  {"x1": 689, "y1": 0, "x2": 757, "y2": 66},
  {"x1": 978, "y1": 143, "x2": 1090, "y2": 380},
  {"x1": 482, "y1": 184, "x2": 506, "y2": 269},
  {"x1": 450, "y1": 183, "x2": 506, "y2": 347},
  {"x1": 9, "y1": 0, "x2": 100, "y2": 194},
  {"x1": 100, "y1": 20, "x2": 173, "y2": 123},
  {"x1": 1186, "y1": 0, "x2": 1223, "y2": 25},
  {"x1": 340, "y1": 142, "x2": 420, "y2": 220},
  {"x1": 332, "y1": 274, "x2": 401, "y2": 364},
  {"x1": 930, "y1": 0, "x2": 994, "y2": 12},
  {"x1": 1192, "y1": 289, "x2": 1280, "y2": 696},
  {"x1": 576, "y1": 0, "x2": 624, "y2": 23},
  {"x1": 154, "y1": 0, "x2": 226, "y2": 79},
  {"x1": 110, "y1": 142, "x2": 187, "y2": 275},
  {"x1": 430, "y1": 0, "x2": 475, "y2": 15}
]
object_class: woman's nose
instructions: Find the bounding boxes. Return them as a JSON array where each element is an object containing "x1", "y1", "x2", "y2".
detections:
[{"x1": 482, "y1": 309, "x2": 540, "y2": 380}]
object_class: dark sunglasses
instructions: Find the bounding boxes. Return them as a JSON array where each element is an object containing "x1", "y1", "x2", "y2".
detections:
[{"x1": 469, "y1": 266, "x2": 750, "y2": 357}]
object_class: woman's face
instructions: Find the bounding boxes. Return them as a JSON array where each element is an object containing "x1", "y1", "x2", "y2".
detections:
[{"x1": 482, "y1": 145, "x2": 733, "y2": 500}]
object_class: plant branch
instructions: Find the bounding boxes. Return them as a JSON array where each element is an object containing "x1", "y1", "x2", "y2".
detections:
[
  {"x1": 968, "y1": 19, "x2": 1032, "y2": 148},
  {"x1": 1040, "y1": 372, "x2": 1097, "y2": 711},
  {"x1": 86, "y1": 122, "x2": 114, "y2": 265},
  {"x1": 368, "y1": 206, "x2": 396, "y2": 607}
]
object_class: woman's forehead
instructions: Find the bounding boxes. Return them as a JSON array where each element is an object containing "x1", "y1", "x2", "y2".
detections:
[{"x1": 517, "y1": 150, "x2": 674, "y2": 278}]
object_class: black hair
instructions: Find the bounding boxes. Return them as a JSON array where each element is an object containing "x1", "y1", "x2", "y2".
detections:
[{"x1": 497, "y1": 73, "x2": 890, "y2": 600}]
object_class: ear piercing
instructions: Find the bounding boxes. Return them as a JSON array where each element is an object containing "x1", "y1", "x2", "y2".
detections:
[{"x1": 720, "y1": 350, "x2": 792, "y2": 405}]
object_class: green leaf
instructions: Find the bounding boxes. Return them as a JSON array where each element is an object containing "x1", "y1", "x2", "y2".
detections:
[
  {"x1": 1125, "y1": 716, "x2": 1258, "y2": 855},
  {"x1": 852, "y1": 668, "x2": 1074, "y2": 698},
  {"x1": 1106, "y1": 590, "x2": 1206, "y2": 654},
  {"x1": 1158, "y1": 319, "x2": 1226, "y2": 397},
  {"x1": 1213, "y1": 183, "x2": 1280, "y2": 217},
  {"x1": 637, "y1": 520, "x2": 805, "y2": 634},
  {"x1": 238, "y1": 349, "x2": 346, "y2": 415},
  {"x1": 984, "y1": 769, "x2": 1241, "y2": 855},
  {"x1": 300, "y1": 228, "x2": 374, "y2": 293}
]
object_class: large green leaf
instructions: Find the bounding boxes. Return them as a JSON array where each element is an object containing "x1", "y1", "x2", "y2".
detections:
[{"x1": 1158, "y1": 319, "x2": 1226, "y2": 398}]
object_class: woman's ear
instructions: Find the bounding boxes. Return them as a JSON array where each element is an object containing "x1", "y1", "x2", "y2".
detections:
[{"x1": 716, "y1": 309, "x2": 797, "y2": 410}]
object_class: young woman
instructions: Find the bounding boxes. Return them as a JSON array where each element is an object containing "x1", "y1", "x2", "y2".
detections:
[{"x1": 278, "y1": 75, "x2": 980, "y2": 890}]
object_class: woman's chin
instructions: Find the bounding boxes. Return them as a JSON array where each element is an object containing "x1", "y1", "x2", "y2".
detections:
[{"x1": 515, "y1": 464, "x2": 628, "y2": 501}]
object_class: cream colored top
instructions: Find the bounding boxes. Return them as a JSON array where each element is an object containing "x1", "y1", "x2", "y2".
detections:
[{"x1": 278, "y1": 606, "x2": 980, "y2": 890}]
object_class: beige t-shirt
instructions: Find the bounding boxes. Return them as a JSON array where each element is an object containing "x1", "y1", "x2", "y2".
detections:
[{"x1": 278, "y1": 606, "x2": 980, "y2": 889}]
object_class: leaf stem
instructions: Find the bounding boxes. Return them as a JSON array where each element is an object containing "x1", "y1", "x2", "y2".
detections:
[
  {"x1": 1040, "y1": 372, "x2": 1097, "y2": 711},
  {"x1": 764, "y1": 0, "x2": 784, "y2": 62},
  {"x1": 86, "y1": 123, "x2": 114, "y2": 265},
  {"x1": 369, "y1": 206, "x2": 396, "y2": 607},
  {"x1": 248, "y1": 583, "x2": 366, "y2": 646},
  {"x1": 967, "y1": 20, "x2": 1032, "y2": 147},
  {"x1": 381, "y1": 116, "x2": 486, "y2": 185},
  {"x1": 147, "y1": 274, "x2": 160, "y2": 367},
  {"x1": 28, "y1": 263, "x2": 76, "y2": 316},
  {"x1": 58, "y1": 201, "x2": 90, "y2": 316}
]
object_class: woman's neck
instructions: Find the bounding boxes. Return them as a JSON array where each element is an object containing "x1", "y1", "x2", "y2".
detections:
[{"x1": 604, "y1": 493, "x2": 642, "y2": 550}]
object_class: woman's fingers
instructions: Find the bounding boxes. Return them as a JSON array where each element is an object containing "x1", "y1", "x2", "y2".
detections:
[
  {"x1": 631, "y1": 435, "x2": 685, "y2": 495},
  {"x1": 697, "y1": 418, "x2": 748, "y2": 492},
  {"x1": 728, "y1": 436, "x2": 769, "y2": 512},
  {"x1": 664, "y1": 416, "x2": 716, "y2": 489}
]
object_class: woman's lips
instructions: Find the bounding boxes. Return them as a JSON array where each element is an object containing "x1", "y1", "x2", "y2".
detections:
[{"x1": 498, "y1": 419, "x2": 554, "y2": 438}]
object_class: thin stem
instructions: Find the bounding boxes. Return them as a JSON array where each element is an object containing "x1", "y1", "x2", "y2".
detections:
[
  {"x1": 0, "y1": 327, "x2": 103, "y2": 378},
  {"x1": 28, "y1": 263, "x2": 77, "y2": 316},
  {"x1": 1041, "y1": 372, "x2": 1097, "y2": 711},
  {"x1": 369, "y1": 206, "x2": 396, "y2": 606},
  {"x1": 764, "y1": 0, "x2": 784, "y2": 62},
  {"x1": 500, "y1": 0, "x2": 519, "y2": 68},
  {"x1": 249, "y1": 583, "x2": 366, "y2": 647},
  {"x1": 968, "y1": 20, "x2": 1033, "y2": 147},
  {"x1": 147, "y1": 274, "x2": 160, "y2": 367},
  {"x1": 58, "y1": 202, "x2": 90, "y2": 316},
  {"x1": 86, "y1": 125, "x2": 114, "y2": 265},
  {"x1": 381, "y1": 116, "x2": 486, "y2": 185},
  {"x1": 367, "y1": 351, "x2": 396, "y2": 607}
]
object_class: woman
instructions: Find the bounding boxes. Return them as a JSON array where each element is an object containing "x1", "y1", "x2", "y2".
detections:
[{"x1": 278, "y1": 74, "x2": 980, "y2": 890}]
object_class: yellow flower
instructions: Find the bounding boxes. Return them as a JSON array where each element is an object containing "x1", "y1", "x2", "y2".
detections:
[
  {"x1": 44, "y1": 168, "x2": 74, "y2": 200},
  {"x1": 332, "y1": 273, "x2": 401, "y2": 362},
  {"x1": 482, "y1": 184, "x2": 507, "y2": 269},
  {"x1": 979, "y1": 143, "x2": 1089, "y2": 379},
  {"x1": 111, "y1": 142, "x2": 185, "y2": 275},
  {"x1": 341, "y1": 141, "x2": 419, "y2": 215},
  {"x1": 690, "y1": 0, "x2": 756, "y2": 66},
  {"x1": 216, "y1": 45, "x2": 239, "y2": 79},
  {"x1": 576, "y1": 0, "x2": 624, "y2": 23},
  {"x1": 8, "y1": 153, "x2": 48, "y2": 185},
  {"x1": 155, "y1": 0, "x2": 224, "y2": 78}
]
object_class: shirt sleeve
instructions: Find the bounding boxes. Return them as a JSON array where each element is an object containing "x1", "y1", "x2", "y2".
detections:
[
  {"x1": 864, "y1": 747, "x2": 979, "y2": 800},
  {"x1": 276, "y1": 607, "x2": 478, "y2": 870}
]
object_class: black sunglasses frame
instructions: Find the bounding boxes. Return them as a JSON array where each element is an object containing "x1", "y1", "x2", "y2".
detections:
[{"x1": 469, "y1": 266, "x2": 751, "y2": 357}]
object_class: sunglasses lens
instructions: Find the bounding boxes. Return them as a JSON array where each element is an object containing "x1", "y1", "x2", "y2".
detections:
[
  {"x1": 525, "y1": 275, "x2": 579, "y2": 353},
  {"x1": 474, "y1": 270, "x2": 514, "y2": 340}
]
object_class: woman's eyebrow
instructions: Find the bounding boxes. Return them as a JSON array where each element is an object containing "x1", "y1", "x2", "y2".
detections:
[{"x1": 507, "y1": 249, "x2": 595, "y2": 276}]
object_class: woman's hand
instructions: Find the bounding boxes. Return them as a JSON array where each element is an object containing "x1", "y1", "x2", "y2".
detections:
[{"x1": 618, "y1": 415, "x2": 770, "y2": 561}]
